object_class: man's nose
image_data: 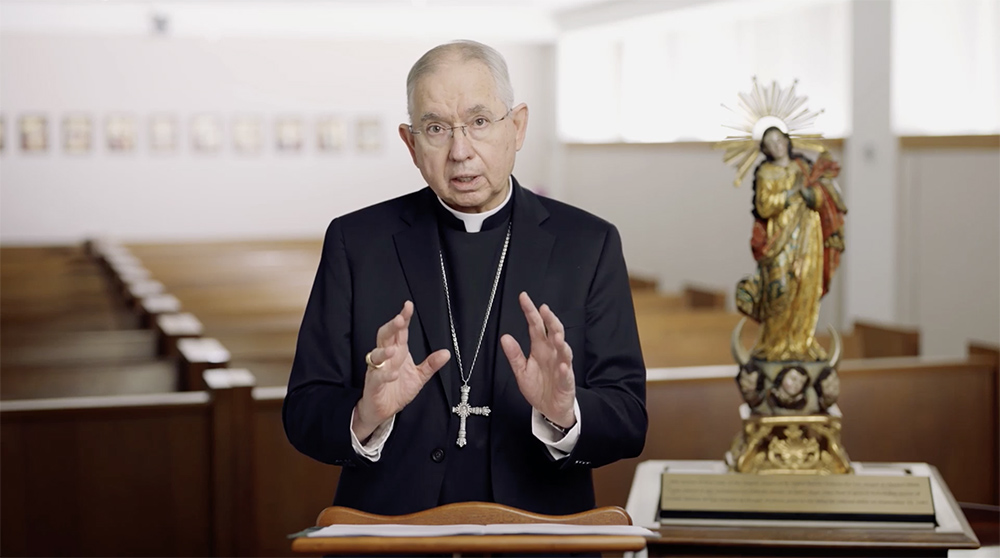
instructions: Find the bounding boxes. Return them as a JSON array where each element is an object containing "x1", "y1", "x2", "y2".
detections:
[{"x1": 448, "y1": 126, "x2": 474, "y2": 159}]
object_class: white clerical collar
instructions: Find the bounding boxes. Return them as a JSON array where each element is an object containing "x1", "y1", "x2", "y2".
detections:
[{"x1": 436, "y1": 177, "x2": 513, "y2": 233}]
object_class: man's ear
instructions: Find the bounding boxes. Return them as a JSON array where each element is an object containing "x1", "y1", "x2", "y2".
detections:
[
  {"x1": 511, "y1": 103, "x2": 529, "y2": 151},
  {"x1": 399, "y1": 124, "x2": 418, "y2": 166}
]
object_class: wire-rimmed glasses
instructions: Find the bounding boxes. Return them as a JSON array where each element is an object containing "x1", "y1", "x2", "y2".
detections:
[{"x1": 408, "y1": 108, "x2": 512, "y2": 148}]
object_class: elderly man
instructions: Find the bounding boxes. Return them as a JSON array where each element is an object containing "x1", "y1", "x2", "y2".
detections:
[{"x1": 283, "y1": 40, "x2": 646, "y2": 516}]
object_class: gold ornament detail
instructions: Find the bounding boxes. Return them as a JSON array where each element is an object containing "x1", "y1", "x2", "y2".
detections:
[{"x1": 728, "y1": 414, "x2": 852, "y2": 475}]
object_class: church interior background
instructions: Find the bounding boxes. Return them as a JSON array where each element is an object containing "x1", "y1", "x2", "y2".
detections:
[{"x1": 1, "y1": 0, "x2": 998, "y2": 556}]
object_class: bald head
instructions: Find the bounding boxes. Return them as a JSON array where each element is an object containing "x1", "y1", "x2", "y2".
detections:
[{"x1": 406, "y1": 40, "x2": 515, "y2": 122}]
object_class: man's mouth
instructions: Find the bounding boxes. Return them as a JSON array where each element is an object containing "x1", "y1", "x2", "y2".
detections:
[{"x1": 451, "y1": 175, "x2": 480, "y2": 187}]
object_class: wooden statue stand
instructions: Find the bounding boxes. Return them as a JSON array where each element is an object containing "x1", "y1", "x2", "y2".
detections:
[{"x1": 627, "y1": 460, "x2": 980, "y2": 557}]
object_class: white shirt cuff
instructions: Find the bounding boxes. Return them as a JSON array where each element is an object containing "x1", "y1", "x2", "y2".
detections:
[
  {"x1": 531, "y1": 398, "x2": 581, "y2": 460},
  {"x1": 350, "y1": 411, "x2": 395, "y2": 462}
]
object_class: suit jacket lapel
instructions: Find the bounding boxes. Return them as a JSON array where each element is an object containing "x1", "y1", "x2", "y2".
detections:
[
  {"x1": 495, "y1": 179, "x2": 555, "y2": 404},
  {"x1": 393, "y1": 189, "x2": 455, "y2": 408}
]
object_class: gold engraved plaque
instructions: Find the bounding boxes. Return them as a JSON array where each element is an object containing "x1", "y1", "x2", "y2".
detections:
[{"x1": 661, "y1": 472, "x2": 935, "y2": 522}]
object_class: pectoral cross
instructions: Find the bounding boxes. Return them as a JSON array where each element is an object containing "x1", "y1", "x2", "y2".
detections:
[{"x1": 452, "y1": 384, "x2": 490, "y2": 447}]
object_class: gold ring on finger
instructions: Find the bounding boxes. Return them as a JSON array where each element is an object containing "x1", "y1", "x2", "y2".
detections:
[{"x1": 365, "y1": 350, "x2": 385, "y2": 369}]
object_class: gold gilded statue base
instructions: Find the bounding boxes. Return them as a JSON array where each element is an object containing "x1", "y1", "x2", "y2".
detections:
[{"x1": 726, "y1": 410, "x2": 852, "y2": 475}]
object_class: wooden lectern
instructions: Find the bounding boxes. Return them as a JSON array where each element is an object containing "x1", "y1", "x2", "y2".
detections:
[{"x1": 290, "y1": 501, "x2": 648, "y2": 556}]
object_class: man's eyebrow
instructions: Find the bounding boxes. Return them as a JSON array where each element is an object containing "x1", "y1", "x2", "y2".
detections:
[
  {"x1": 419, "y1": 106, "x2": 494, "y2": 122},
  {"x1": 464, "y1": 104, "x2": 492, "y2": 116}
]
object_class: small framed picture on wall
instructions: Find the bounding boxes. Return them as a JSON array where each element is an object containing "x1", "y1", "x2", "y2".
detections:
[
  {"x1": 106, "y1": 114, "x2": 138, "y2": 152},
  {"x1": 356, "y1": 117, "x2": 383, "y2": 152},
  {"x1": 233, "y1": 115, "x2": 263, "y2": 154},
  {"x1": 149, "y1": 113, "x2": 178, "y2": 152},
  {"x1": 63, "y1": 115, "x2": 93, "y2": 154},
  {"x1": 275, "y1": 117, "x2": 304, "y2": 152},
  {"x1": 316, "y1": 116, "x2": 346, "y2": 152},
  {"x1": 191, "y1": 114, "x2": 223, "y2": 152},
  {"x1": 20, "y1": 114, "x2": 48, "y2": 152}
]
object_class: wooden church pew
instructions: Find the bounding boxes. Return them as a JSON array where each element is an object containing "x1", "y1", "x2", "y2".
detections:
[
  {"x1": 0, "y1": 366, "x2": 337, "y2": 557},
  {"x1": 0, "y1": 369, "x2": 257, "y2": 558},
  {"x1": 2, "y1": 245, "x2": 231, "y2": 400},
  {"x1": 637, "y1": 312, "x2": 916, "y2": 368},
  {"x1": 1, "y1": 390, "x2": 216, "y2": 556},
  {"x1": 250, "y1": 386, "x2": 342, "y2": 556},
  {"x1": 853, "y1": 320, "x2": 920, "y2": 358},
  {"x1": 1, "y1": 329, "x2": 159, "y2": 369},
  {"x1": 682, "y1": 284, "x2": 727, "y2": 309},
  {"x1": 1, "y1": 246, "x2": 135, "y2": 332}
]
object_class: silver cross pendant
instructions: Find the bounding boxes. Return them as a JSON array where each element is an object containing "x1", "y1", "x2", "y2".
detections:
[{"x1": 452, "y1": 384, "x2": 491, "y2": 447}]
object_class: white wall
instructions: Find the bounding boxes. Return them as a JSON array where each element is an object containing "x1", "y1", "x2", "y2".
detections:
[
  {"x1": 898, "y1": 147, "x2": 1000, "y2": 357},
  {"x1": 0, "y1": 34, "x2": 556, "y2": 243}
]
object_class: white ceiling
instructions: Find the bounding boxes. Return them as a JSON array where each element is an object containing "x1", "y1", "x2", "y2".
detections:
[{"x1": 0, "y1": 1, "x2": 713, "y2": 41}]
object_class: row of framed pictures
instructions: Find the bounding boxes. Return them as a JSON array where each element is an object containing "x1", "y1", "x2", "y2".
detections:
[{"x1": 1, "y1": 114, "x2": 386, "y2": 154}]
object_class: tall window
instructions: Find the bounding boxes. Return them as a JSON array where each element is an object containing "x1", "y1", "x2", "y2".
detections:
[
  {"x1": 892, "y1": 0, "x2": 1000, "y2": 136},
  {"x1": 557, "y1": 0, "x2": 851, "y2": 143}
]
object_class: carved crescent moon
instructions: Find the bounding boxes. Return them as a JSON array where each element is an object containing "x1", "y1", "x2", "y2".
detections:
[
  {"x1": 731, "y1": 318, "x2": 751, "y2": 367},
  {"x1": 826, "y1": 324, "x2": 842, "y2": 368}
]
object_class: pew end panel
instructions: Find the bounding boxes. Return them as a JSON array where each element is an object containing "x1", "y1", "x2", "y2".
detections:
[
  {"x1": 178, "y1": 338, "x2": 231, "y2": 391},
  {"x1": 252, "y1": 386, "x2": 342, "y2": 557},
  {"x1": 0, "y1": 393, "x2": 215, "y2": 557},
  {"x1": 156, "y1": 312, "x2": 204, "y2": 357}
]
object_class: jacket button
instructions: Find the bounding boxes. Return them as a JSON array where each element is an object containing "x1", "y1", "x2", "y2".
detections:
[{"x1": 431, "y1": 448, "x2": 445, "y2": 463}]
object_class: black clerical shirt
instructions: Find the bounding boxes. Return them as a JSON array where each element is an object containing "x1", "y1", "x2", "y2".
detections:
[{"x1": 434, "y1": 197, "x2": 513, "y2": 505}]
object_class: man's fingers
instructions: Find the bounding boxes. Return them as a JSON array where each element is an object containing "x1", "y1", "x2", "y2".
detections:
[
  {"x1": 397, "y1": 302, "x2": 413, "y2": 347},
  {"x1": 375, "y1": 301, "x2": 414, "y2": 346},
  {"x1": 539, "y1": 304, "x2": 565, "y2": 338},
  {"x1": 416, "y1": 349, "x2": 451, "y2": 381},
  {"x1": 375, "y1": 313, "x2": 404, "y2": 346},
  {"x1": 398, "y1": 301, "x2": 414, "y2": 343},
  {"x1": 518, "y1": 292, "x2": 547, "y2": 342},
  {"x1": 559, "y1": 339, "x2": 573, "y2": 363},
  {"x1": 367, "y1": 346, "x2": 395, "y2": 369},
  {"x1": 500, "y1": 334, "x2": 527, "y2": 376}
]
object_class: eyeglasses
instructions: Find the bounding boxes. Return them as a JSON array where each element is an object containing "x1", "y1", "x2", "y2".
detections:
[{"x1": 408, "y1": 108, "x2": 512, "y2": 148}]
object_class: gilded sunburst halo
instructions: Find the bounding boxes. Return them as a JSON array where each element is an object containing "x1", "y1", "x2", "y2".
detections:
[{"x1": 717, "y1": 77, "x2": 829, "y2": 187}]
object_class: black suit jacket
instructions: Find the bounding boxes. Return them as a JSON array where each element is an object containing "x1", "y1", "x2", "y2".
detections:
[{"x1": 283, "y1": 178, "x2": 647, "y2": 515}]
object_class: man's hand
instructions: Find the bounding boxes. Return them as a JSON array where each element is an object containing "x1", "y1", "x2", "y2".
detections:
[
  {"x1": 500, "y1": 292, "x2": 577, "y2": 429},
  {"x1": 353, "y1": 301, "x2": 451, "y2": 441}
]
